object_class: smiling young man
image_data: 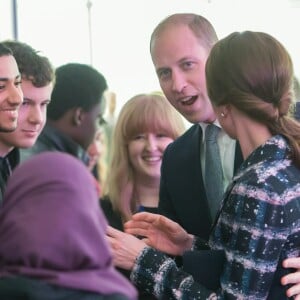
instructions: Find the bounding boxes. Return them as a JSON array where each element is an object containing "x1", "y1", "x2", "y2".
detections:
[
  {"x1": 0, "y1": 45, "x2": 22, "y2": 132},
  {"x1": 0, "y1": 43, "x2": 24, "y2": 202},
  {"x1": 0, "y1": 40, "x2": 54, "y2": 203}
]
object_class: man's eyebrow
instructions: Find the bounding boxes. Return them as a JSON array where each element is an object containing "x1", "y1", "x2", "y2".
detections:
[
  {"x1": 0, "y1": 74, "x2": 21, "y2": 81},
  {"x1": 156, "y1": 66, "x2": 168, "y2": 73}
]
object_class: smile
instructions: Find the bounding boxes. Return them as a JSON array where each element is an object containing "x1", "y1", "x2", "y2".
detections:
[{"x1": 143, "y1": 156, "x2": 161, "y2": 162}]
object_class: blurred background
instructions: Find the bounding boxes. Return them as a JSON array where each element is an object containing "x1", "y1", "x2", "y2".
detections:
[{"x1": 1, "y1": 0, "x2": 299, "y2": 117}]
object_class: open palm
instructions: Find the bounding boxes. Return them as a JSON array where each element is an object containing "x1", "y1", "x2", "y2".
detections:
[{"x1": 124, "y1": 212, "x2": 193, "y2": 256}]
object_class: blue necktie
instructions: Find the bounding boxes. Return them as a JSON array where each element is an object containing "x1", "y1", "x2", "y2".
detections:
[{"x1": 205, "y1": 124, "x2": 224, "y2": 220}]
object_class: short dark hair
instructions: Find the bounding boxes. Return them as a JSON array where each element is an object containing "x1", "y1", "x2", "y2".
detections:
[
  {"x1": 2, "y1": 40, "x2": 54, "y2": 87},
  {"x1": 47, "y1": 63, "x2": 107, "y2": 120},
  {"x1": 0, "y1": 43, "x2": 13, "y2": 56}
]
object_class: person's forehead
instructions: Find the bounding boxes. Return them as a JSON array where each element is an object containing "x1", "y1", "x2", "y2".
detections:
[
  {"x1": 153, "y1": 24, "x2": 206, "y2": 52},
  {"x1": 21, "y1": 79, "x2": 53, "y2": 100},
  {"x1": 154, "y1": 24, "x2": 196, "y2": 43},
  {"x1": 0, "y1": 55, "x2": 19, "y2": 80},
  {"x1": 152, "y1": 25, "x2": 208, "y2": 66}
]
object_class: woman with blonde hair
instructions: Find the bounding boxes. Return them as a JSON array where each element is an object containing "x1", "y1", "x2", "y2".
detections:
[
  {"x1": 100, "y1": 93, "x2": 185, "y2": 299},
  {"x1": 101, "y1": 92, "x2": 185, "y2": 227}
]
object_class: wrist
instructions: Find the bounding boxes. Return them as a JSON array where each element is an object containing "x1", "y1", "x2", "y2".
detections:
[
  {"x1": 184, "y1": 234, "x2": 195, "y2": 252},
  {"x1": 186, "y1": 234, "x2": 195, "y2": 250}
]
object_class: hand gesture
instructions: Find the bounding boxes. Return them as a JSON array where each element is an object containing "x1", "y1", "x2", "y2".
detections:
[
  {"x1": 281, "y1": 257, "x2": 300, "y2": 299},
  {"x1": 106, "y1": 226, "x2": 147, "y2": 270},
  {"x1": 124, "y1": 212, "x2": 193, "y2": 256}
]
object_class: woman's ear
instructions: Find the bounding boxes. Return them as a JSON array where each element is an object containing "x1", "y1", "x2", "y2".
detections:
[{"x1": 219, "y1": 104, "x2": 231, "y2": 118}]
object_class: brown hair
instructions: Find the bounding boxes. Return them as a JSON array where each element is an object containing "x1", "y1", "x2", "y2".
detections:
[
  {"x1": 2, "y1": 40, "x2": 55, "y2": 87},
  {"x1": 206, "y1": 31, "x2": 300, "y2": 166}
]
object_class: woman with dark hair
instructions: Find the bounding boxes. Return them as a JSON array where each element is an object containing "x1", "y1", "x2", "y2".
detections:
[{"x1": 107, "y1": 31, "x2": 300, "y2": 299}]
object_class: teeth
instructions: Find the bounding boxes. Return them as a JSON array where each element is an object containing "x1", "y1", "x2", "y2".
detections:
[
  {"x1": 180, "y1": 97, "x2": 192, "y2": 103},
  {"x1": 144, "y1": 157, "x2": 160, "y2": 162}
]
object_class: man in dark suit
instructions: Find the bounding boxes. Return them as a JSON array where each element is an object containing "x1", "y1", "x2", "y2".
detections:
[
  {"x1": 148, "y1": 13, "x2": 300, "y2": 296},
  {"x1": 159, "y1": 124, "x2": 243, "y2": 239},
  {"x1": 150, "y1": 13, "x2": 243, "y2": 239}
]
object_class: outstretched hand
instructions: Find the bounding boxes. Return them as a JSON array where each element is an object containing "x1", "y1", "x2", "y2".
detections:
[
  {"x1": 281, "y1": 257, "x2": 300, "y2": 299},
  {"x1": 124, "y1": 212, "x2": 194, "y2": 256}
]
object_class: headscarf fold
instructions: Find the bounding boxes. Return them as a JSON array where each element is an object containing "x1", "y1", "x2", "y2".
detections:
[{"x1": 0, "y1": 152, "x2": 137, "y2": 299}]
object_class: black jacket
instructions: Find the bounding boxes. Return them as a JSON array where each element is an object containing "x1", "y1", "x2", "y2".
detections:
[
  {"x1": 20, "y1": 123, "x2": 90, "y2": 165},
  {"x1": 158, "y1": 123, "x2": 243, "y2": 240},
  {"x1": 0, "y1": 147, "x2": 20, "y2": 205}
]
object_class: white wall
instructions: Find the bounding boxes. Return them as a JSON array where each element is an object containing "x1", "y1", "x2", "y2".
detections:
[
  {"x1": 1, "y1": 0, "x2": 299, "y2": 115},
  {"x1": 0, "y1": 0, "x2": 14, "y2": 40}
]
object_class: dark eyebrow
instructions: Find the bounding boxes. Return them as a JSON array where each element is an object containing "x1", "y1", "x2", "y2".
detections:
[{"x1": 0, "y1": 74, "x2": 21, "y2": 82}]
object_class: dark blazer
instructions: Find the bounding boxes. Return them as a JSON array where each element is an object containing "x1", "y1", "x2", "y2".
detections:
[
  {"x1": 20, "y1": 124, "x2": 90, "y2": 165},
  {"x1": 0, "y1": 148, "x2": 20, "y2": 206},
  {"x1": 158, "y1": 124, "x2": 243, "y2": 241}
]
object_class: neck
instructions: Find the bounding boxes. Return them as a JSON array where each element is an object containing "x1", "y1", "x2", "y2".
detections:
[
  {"x1": 133, "y1": 179, "x2": 160, "y2": 208},
  {"x1": 234, "y1": 114, "x2": 272, "y2": 159}
]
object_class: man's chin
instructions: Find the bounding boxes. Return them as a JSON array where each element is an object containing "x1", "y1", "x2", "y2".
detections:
[{"x1": 183, "y1": 114, "x2": 202, "y2": 124}]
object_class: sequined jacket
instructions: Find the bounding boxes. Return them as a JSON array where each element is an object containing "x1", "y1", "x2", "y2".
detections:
[{"x1": 130, "y1": 135, "x2": 300, "y2": 299}]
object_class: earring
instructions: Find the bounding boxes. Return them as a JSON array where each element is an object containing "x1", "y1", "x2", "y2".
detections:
[{"x1": 221, "y1": 112, "x2": 225, "y2": 117}]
